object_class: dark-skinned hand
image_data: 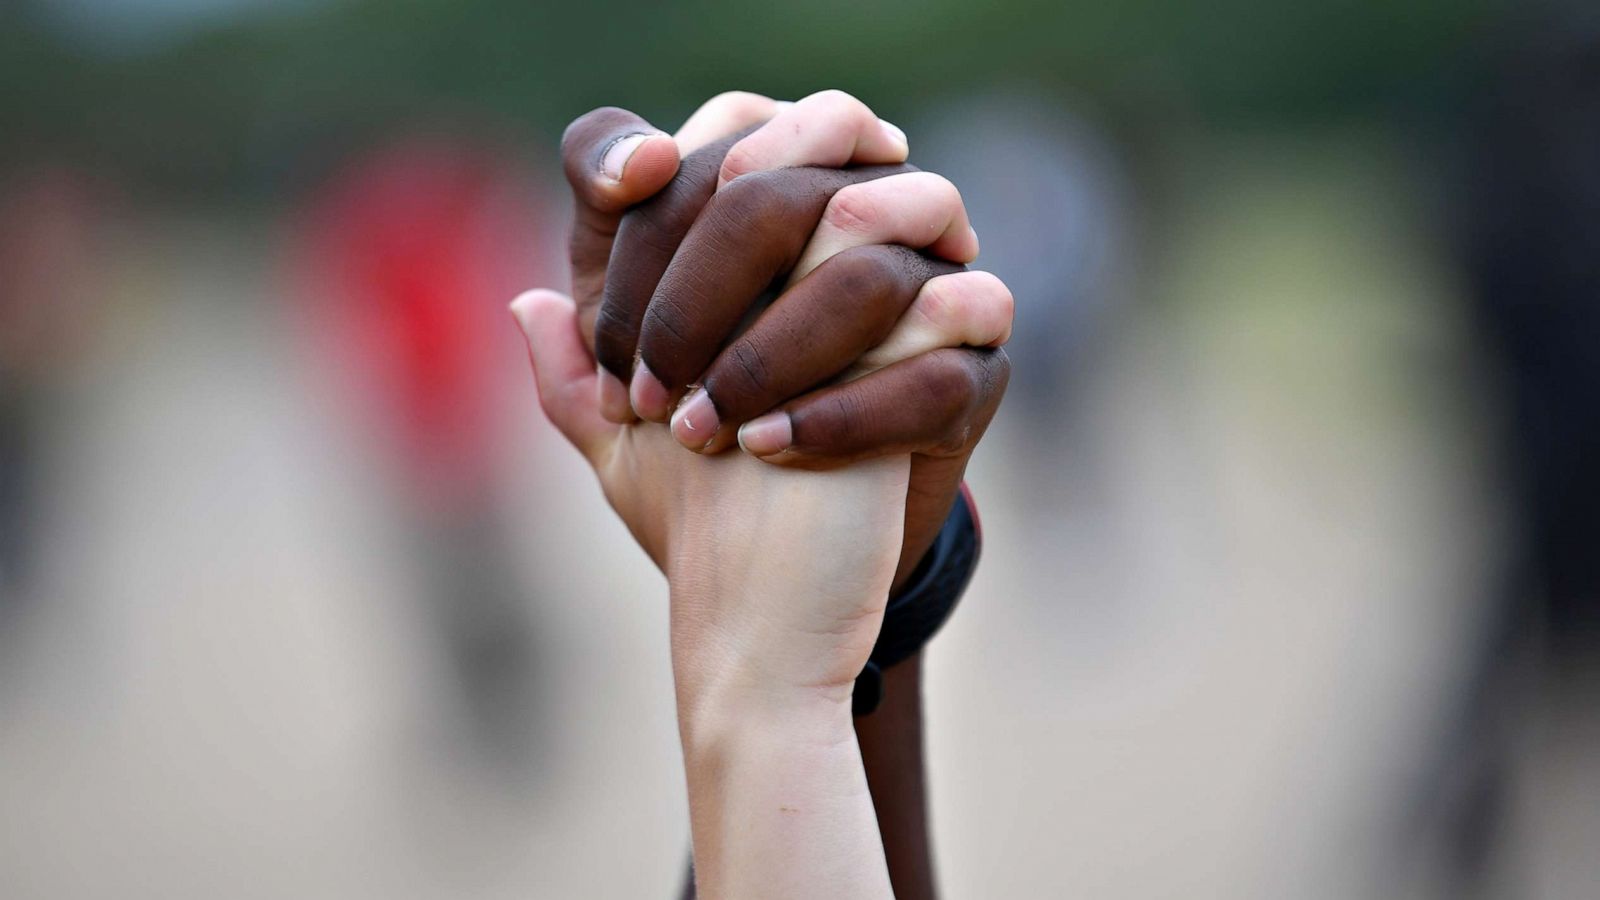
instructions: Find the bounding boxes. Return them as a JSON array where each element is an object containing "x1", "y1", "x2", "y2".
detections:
[{"x1": 558, "y1": 90, "x2": 1011, "y2": 586}]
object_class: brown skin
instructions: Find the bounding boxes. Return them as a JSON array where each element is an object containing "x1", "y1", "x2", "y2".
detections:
[
  {"x1": 696, "y1": 243, "x2": 954, "y2": 437},
  {"x1": 561, "y1": 108, "x2": 1008, "y2": 587},
  {"x1": 563, "y1": 106, "x2": 1000, "y2": 900},
  {"x1": 856, "y1": 653, "x2": 937, "y2": 899},
  {"x1": 624, "y1": 163, "x2": 927, "y2": 401}
]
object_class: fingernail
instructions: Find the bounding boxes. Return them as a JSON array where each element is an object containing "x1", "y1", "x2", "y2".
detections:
[
  {"x1": 601, "y1": 134, "x2": 652, "y2": 182},
  {"x1": 597, "y1": 366, "x2": 631, "y2": 422},
  {"x1": 737, "y1": 412, "x2": 792, "y2": 457},
  {"x1": 630, "y1": 359, "x2": 671, "y2": 421},
  {"x1": 508, "y1": 297, "x2": 535, "y2": 335},
  {"x1": 879, "y1": 119, "x2": 908, "y2": 150},
  {"x1": 670, "y1": 388, "x2": 719, "y2": 450}
]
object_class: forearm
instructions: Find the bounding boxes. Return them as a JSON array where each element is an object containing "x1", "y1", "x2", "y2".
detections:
[
  {"x1": 856, "y1": 652, "x2": 936, "y2": 900},
  {"x1": 676, "y1": 675, "x2": 892, "y2": 900},
  {"x1": 658, "y1": 458, "x2": 908, "y2": 897}
]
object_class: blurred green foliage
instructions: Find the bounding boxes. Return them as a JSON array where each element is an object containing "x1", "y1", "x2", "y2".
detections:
[{"x1": 2, "y1": 0, "x2": 1499, "y2": 196}]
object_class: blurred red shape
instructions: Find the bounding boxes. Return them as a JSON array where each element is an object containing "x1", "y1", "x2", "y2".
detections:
[{"x1": 291, "y1": 133, "x2": 554, "y2": 514}]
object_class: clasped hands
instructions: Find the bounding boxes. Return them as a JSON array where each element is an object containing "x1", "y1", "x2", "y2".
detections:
[{"x1": 513, "y1": 90, "x2": 1012, "y2": 898}]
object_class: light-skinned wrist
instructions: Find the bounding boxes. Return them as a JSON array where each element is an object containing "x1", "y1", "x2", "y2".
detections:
[
  {"x1": 667, "y1": 578, "x2": 883, "y2": 716},
  {"x1": 673, "y1": 649, "x2": 857, "y2": 752},
  {"x1": 676, "y1": 675, "x2": 856, "y2": 761}
]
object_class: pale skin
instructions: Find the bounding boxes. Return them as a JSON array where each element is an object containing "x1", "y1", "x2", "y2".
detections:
[
  {"x1": 516, "y1": 291, "x2": 907, "y2": 899},
  {"x1": 518, "y1": 90, "x2": 1012, "y2": 898}
]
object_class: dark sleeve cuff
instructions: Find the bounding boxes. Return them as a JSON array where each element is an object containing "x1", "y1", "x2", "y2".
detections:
[{"x1": 853, "y1": 484, "x2": 982, "y2": 716}]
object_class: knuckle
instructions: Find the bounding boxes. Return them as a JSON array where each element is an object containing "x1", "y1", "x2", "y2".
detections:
[
  {"x1": 974, "y1": 271, "x2": 1015, "y2": 315},
  {"x1": 640, "y1": 298, "x2": 693, "y2": 359},
  {"x1": 922, "y1": 171, "x2": 961, "y2": 203},
  {"x1": 820, "y1": 390, "x2": 870, "y2": 445},
  {"x1": 825, "y1": 247, "x2": 899, "y2": 300},
  {"x1": 917, "y1": 355, "x2": 986, "y2": 455},
  {"x1": 925, "y1": 357, "x2": 980, "y2": 420},
  {"x1": 593, "y1": 302, "x2": 632, "y2": 342},
  {"x1": 917, "y1": 271, "x2": 1014, "y2": 345},
  {"x1": 718, "y1": 142, "x2": 759, "y2": 184},
  {"x1": 931, "y1": 427, "x2": 973, "y2": 457},
  {"x1": 804, "y1": 88, "x2": 860, "y2": 110},
  {"x1": 916, "y1": 277, "x2": 960, "y2": 328},
  {"x1": 918, "y1": 173, "x2": 964, "y2": 223},
  {"x1": 956, "y1": 271, "x2": 1015, "y2": 342},
  {"x1": 901, "y1": 171, "x2": 962, "y2": 218},
  {"x1": 711, "y1": 168, "x2": 792, "y2": 223},
  {"x1": 981, "y1": 276, "x2": 1017, "y2": 343},
  {"x1": 824, "y1": 185, "x2": 880, "y2": 234},
  {"x1": 622, "y1": 197, "x2": 691, "y2": 255},
  {"x1": 714, "y1": 338, "x2": 773, "y2": 399},
  {"x1": 703, "y1": 90, "x2": 772, "y2": 119}
]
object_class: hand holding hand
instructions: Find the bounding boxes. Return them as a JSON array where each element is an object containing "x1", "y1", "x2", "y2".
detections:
[
  {"x1": 518, "y1": 90, "x2": 1016, "y2": 899},
  {"x1": 559, "y1": 90, "x2": 1011, "y2": 587}
]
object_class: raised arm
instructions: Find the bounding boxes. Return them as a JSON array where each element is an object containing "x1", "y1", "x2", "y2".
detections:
[{"x1": 539, "y1": 90, "x2": 1011, "y2": 898}]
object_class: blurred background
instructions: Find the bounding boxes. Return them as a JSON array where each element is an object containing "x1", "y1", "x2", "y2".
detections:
[{"x1": 2, "y1": 0, "x2": 1597, "y2": 897}]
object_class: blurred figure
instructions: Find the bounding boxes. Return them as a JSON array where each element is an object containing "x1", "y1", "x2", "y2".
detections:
[
  {"x1": 908, "y1": 90, "x2": 1138, "y2": 609},
  {"x1": 1411, "y1": 10, "x2": 1600, "y2": 897},
  {"x1": 910, "y1": 89, "x2": 1132, "y2": 422},
  {"x1": 0, "y1": 165, "x2": 110, "y2": 615},
  {"x1": 290, "y1": 133, "x2": 556, "y2": 779}
]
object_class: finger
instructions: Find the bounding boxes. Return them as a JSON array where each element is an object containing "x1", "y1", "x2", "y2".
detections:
[
  {"x1": 629, "y1": 164, "x2": 914, "y2": 421},
  {"x1": 600, "y1": 91, "x2": 921, "y2": 422},
  {"x1": 673, "y1": 90, "x2": 785, "y2": 155},
  {"x1": 669, "y1": 245, "x2": 959, "y2": 452},
  {"x1": 591, "y1": 92, "x2": 782, "y2": 418},
  {"x1": 789, "y1": 172, "x2": 980, "y2": 284},
  {"x1": 846, "y1": 270, "x2": 1014, "y2": 378},
  {"x1": 716, "y1": 89, "x2": 908, "y2": 189},
  {"x1": 735, "y1": 347, "x2": 1011, "y2": 468},
  {"x1": 591, "y1": 127, "x2": 760, "y2": 401},
  {"x1": 561, "y1": 107, "x2": 681, "y2": 339},
  {"x1": 760, "y1": 270, "x2": 1012, "y2": 577},
  {"x1": 509, "y1": 289, "x2": 613, "y2": 457}
]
